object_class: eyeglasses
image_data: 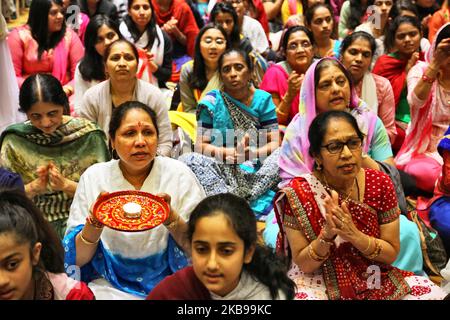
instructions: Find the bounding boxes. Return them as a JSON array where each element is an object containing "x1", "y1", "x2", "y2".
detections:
[
  {"x1": 321, "y1": 138, "x2": 362, "y2": 154},
  {"x1": 286, "y1": 41, "x2": 312, "y2": 51}
]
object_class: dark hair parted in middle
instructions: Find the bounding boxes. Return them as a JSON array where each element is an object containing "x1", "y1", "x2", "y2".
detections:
[
  {"x1": 189, "y1": 23, "x2": 230, "y2": 90},
  {"x1": 124, "y1": 0, "x2": 161, "y2": 51},
  {"x1": 187, "y1": 193, "x2": 296, "y2": 300},
  {"x1": 108, "y1": 101, "x2": 159, "y2": 140},
  {"x1": 313, "y1": 58, "x2": 354, "y2": 97},
  {"x1": 19, "y1": 73, "x2": 70, "y2": 115},
  {"x1": 384, "y1": 15, "x2": 422, "y2": 54},
  {"x1": 209, "y1": 2, "x2": 241, "y2": 47},
  {"x1": 79, "y1": 15, "x2": 123, "y2": 82},
  {"x1": 218, "y1": 48, "x2": 254, "y2": 73},
  {"x1": 27, "y1": 0, "x2": 67, "y2": 59},
  {"x1": 308, "y1": 110, "x2": 365, "y2": 158},
  {"x1": 305, "y1": 3, "x2": 338, "y2": 40},
  {"x1": 279, "y1": 25, "x2": 314, "y2": 58},
  {"x1": 340, "y1": 31, "x2": 377, "y2": 58},
  {"x1": 103, "y1": 39, "x2": 140, "y2": 65}
]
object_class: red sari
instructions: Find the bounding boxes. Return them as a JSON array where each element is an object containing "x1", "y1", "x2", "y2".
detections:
[{"x1": 275, "y1": 169, "x2": 413, "y2": 300}]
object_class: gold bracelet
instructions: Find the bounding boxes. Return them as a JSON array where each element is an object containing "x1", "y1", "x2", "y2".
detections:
[
  {"x1": 361, "y1": 236, "x2": 372, "y2": 254},
  {"x1": 79, "y1": 230, "x2": 100, "y2": 245},
  {"x1": 307, "y1": 243, "x2": 330, "y2": 262},
  {"x1": 364, "y1": 238, "x2": 382, "y2": 260}
]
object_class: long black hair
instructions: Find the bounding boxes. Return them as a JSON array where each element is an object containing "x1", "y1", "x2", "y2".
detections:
[
  {"x1": 79, "y1": 15, "x2": 123, "y2": 82},
  {"x1": 123, "y1": 0, "x2": 160, "y2": 51},
  {"x1": 348, "y1": 0, "x2": 374, "y2": 32},
  {"x1": 0, "y1": 188, "x2": 65, "y2": 274},
  {"x1": 210, "y1": 2, "x2": 241, "y2": 48},
  {"x1": 27, "y1": 0, "x2": 67, "y2": 59},
  {"x1": 19, "y1": 74, "x2": 70, "y2": 115},
  {"x1": 188, "y1": 193, "x2": 296, "y2": 300},
  {"x1": 384, "y1": 15, "x2": 422, "y2": 54},
  {"x1": 189, "y1": 23, "x2": 230, "y2": 90}
]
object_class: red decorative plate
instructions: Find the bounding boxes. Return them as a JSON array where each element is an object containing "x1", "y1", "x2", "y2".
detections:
[{"x1": 93, "y1": 191, "x2": 170, "y2": 232}]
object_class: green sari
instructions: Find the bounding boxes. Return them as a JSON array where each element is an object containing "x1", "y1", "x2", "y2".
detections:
[{"x1": 0, "y1": 116, "x2": 110, "y2": 237}]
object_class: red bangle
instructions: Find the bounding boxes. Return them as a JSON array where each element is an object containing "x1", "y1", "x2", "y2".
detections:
[{"x1": 422, "y1": 74, "x2": 435, "y2": 84}]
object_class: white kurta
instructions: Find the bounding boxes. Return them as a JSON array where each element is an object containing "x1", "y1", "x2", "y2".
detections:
[
  {"x1": 242, "y1": 15, "x2": 269, "y2": 55},
  {"x1": 65, "y1": 157, "x2": 206, "y2": 299},
  {"x1": 78, "y1": 79, "x2": 173, "y2": 156}
]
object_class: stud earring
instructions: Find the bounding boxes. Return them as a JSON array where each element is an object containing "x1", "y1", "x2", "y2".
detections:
[{"x1": 316, "y1": 163, "x2": 322, "y2": 171}]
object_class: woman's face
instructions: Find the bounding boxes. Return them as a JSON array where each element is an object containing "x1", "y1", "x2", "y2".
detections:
[
  {"x1": 0, "y1": 233, "x2": 41, "y2": 300},
  {"x1": 341, "y1": 38, "x2": 373, "y2": 84},
  {"x1": 285, "y1": 30, "x2": 314, "y2": 73},
  {"x1": 106, "y1": 42, "x2": 138, "y2": 82},
  {"x1": 315, "y1": 64, "x2": 351, "y2": 113},
  {"x1": 394, "y1": 23, "x2": 421, "y2": 57},
  {"x1": 111, "y1": 108, "x2": 158, "y2": 173},
  {"x1": 224, "y1": 0, "x2": 245, "y2": 20},
  {"x1": 373, "y1": 0, "x2": 393, "y2": 19},
  {"x1": 191, "y1": 213, "x2": 254, "y2": 297},
  {"x1": 26, "y1": 102, "x2": 65, "y2": 134},
  {"x1": 220, "y1": 52, "x2": 251, "y2": 92},
  {"x1": 95, "y1": 25, "x2": 120, "y2": 57},
  {"x1": 128, "y1": 0, "x2": 152, "y2": 30},
  {"x1": 47, "y1": 2, "x2": 64, "y2": 33},
  {"x1": 200, "y1": 28, "x2": 227, "y2": 66},
  {"x1": 316, "y1": 118, "x2": 363, "y2": 183},
  {"x1": 214, "y1": 12, "x2": 234, "y2": 37},
  {"x1": 309, "y1": 7, "x2": 334, "y2": 40}
]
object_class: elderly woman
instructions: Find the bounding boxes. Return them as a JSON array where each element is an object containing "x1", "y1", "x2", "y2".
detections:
[
  {"x1": 274, "y1": 110, "x2": 446, "y2": 300},
  {"x1": 340, "y1": 31, "x2": 396, "y2": 144},
  {"x1": 7, "y1": 0, "x2": 84, "y2": 98},
  {"x1": 277, "y1": 58, "x2": 426, "y2": 275},
  {"x1": 395, "y1": 23, "x2": 450, "y2": 194},
  {"x1": 78, "y1": 39, "x2": 172, "y2": 157},
  {"x1": 0, "y1": 74, "x2": 109, "y2": 238},
  {"x1": 63, "y1": 101, "x2": 205, "y2": 299},
  {"x1": 260, "y1": 26, "x2": 315, "y2": 127},
  {"x1": 180, "y1": 49, "x2": 279, "y2": 217}
]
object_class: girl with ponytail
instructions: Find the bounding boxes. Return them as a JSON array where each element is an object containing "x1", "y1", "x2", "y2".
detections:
[{"x1": 147, "y1": 193, "x2": 295, "y2": 300}]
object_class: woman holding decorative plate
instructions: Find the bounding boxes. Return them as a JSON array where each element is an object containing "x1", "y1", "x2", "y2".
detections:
[{"x1": 63, "y1": 101, "x2": 206, "y2": 300}]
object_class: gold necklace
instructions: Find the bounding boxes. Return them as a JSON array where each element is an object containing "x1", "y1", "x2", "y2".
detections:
[{"x1": 321, "y1": 173, "x2": 356, "y2": 204}]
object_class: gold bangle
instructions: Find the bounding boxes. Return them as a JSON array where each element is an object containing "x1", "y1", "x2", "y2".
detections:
[
  {"x1": 361, "y1": 236, "x2": 372, "y2": 254},
  {"x1": 79, "y1": 230, "x2": 100, "y2": 245},
  {"x1": 364, "y1": 238, "x2": 382, "y2": 260},
  {"x1": 307, "y1": 243, "x2": 330, "y2": 262}
]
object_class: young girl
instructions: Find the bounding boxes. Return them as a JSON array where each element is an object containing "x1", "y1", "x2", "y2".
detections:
[
  {"x1": 0, "y1": 189, "x2": 94, "y2": 300},
  {"x1": 147, "y1": 193, "x2": 295, "y2": 300}
]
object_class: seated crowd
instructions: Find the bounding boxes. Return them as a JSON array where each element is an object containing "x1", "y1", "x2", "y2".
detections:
[{"x1": 1, "y1": 0, "x2": 450, "y2": 300}]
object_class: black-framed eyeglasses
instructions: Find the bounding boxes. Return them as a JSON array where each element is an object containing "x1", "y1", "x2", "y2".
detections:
[{"x1": 321, "y1": 138, "x2": 362, "y2": 154}]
